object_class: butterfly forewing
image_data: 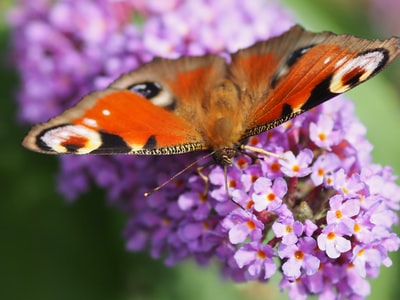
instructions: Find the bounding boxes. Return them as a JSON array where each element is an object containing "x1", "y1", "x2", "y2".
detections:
[
  {"x1": 229, "y1": 25, "x2": 400, "y2": 139},
  {"x1": 22, "y1": 89, "x2": 206, "y2": 154},
  {"x1": 23, "y1": 55, "x2": 231, "y2": 155}
]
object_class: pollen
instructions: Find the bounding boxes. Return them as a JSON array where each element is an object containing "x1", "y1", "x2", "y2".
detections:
[
  {"x1": 249, "y1": 136, "x2": 259, "y2": 145},
  {"x1": 354, "y1": 223, "x2": 361, "y2": 233},
  {"x1": 327, "y1": 232, "x2": 336, "y2": 240},
  {"x1": 266, "y1": 193, "x2": 276, "y2": 202},
  {"x1": 236, "y1": 157, "x2": 248, "y2": 169},
  {"x1": 292, "y1": 164, "x2": 300, "y2": 172},
  {"x1": 318, "y1": 132, "x2": 326, "y2": 141},
  {"x1": 246, "y1": 220, "x2": 256, "y2": 230},
  {"x1": 357, "y1": 249, "x2": 364, "y2": 257},
  {"x1": 202, "y1": 221, "x2": 210, "y2": 231},
  {"x1": 335, "y1": 210, "x2": 343, "y2": 219},
  {"x1": 162, "y1": 218, "x2": 171, "y2": 226},
  {"x1": 285, "y1": 225, "x2": 293, "y2": 233},
  {"x1": 257, "y1": 250, "x2": 266, "y2": 259},
  {"x1": 270, "y1": 162, "x2": 280, "y2": 172},
  {"x1": 294, "y1": 250, "x2": 304, "y2": 260},
  {"x1": 229, "y1": 179, "x2": 237, "y2": 188},
  {"x1": 246, "y1": 199, "x2": 254, "y2": 209},
  {"x1": 318, "y1": 168, "x2": 324, "y2": 176},
  {"x1": 251, "y1": 175, "x2": 258, "y2": 183}
]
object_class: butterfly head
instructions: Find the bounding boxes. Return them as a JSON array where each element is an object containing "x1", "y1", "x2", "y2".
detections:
[{"x1": 212, "y1": 146, "x2": 240, "y2": 166}]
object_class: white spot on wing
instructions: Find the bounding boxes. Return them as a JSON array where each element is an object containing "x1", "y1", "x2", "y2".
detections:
[
  {"x1": 335, "y1": 56, "x2": 348, "y2": 68},
  {"x1": 324, "y1": 57, "x2": 331, "y2": 64},
  {"x1": 83, "y1": 118, "x2": 98, "y2": 128},
  {"x1": 102, "y1": 109, "x2": 111, "y2": 116}
]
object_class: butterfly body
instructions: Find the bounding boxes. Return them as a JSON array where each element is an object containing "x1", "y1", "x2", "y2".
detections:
[{"x1": 22, "y1": 26, "x2": 400, "y2": 165}]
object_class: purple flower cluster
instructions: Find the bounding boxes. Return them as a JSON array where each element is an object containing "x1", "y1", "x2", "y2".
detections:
[{"x1": 9, "y1": 0, "x2": 399, "y2": 299}]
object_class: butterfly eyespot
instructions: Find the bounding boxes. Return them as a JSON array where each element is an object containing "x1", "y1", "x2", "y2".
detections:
[
  {"x1": 329, "y1": 49, "x2": 389, "y2": 93},
  {"x1": 286, "y1": 45, "x2": 315, "y2": 67},
  {"x1": 272, "y1": 44, "x2": 315, "y2": 88},
  {"x1": 37, "y1": 124, "x2": 102, "y2": 154},
  {"x1": 129, "y1": 81, "x2": 176, "y2": 110},
  {"x1": 129, "y1": 81, "x2": 162, "y2": 99}
]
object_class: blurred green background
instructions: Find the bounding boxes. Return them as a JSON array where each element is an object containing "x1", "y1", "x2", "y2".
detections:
[{"x1": 1, "y1": 1, "x2": 399, "y2": 299}]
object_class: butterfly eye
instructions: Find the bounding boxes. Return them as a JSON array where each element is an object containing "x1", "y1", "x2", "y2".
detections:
[{"x1": 129, "y1": 81, "x2": 162, "y2": 99}]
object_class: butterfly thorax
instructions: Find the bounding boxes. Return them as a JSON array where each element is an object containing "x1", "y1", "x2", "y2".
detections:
[{"x1": 199, "y1": 79, "x2": 247, "y2": 157}]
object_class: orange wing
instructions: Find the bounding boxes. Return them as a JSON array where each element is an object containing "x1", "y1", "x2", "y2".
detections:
[
  {"x1": 228, "y1": 25, "x2": 400, "y2": 139},
  {"x1": 22, "y1": 55, "x2": 228, "y2": 155},
  {"x1": 22, "y1": 89, "x2": 206, "y2": 154}
]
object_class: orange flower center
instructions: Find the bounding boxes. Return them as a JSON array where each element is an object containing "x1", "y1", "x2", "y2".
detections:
[
  {"x1": 246, "y1": 199, "x2": 254, "y2": 209},
  {"x1": 257, "y1": 250, "x2": 266, "y2": 259},
  {"x1": 285, "y1": 225, "x2": 293, "y2": 233},
  {"x1": 295, "y1": 250, "x2": 304, "y2": 260},
  {"x1": 270, "y1": 162, "x2": 280, "y2": 172},
  {"x1": 246, "y1": 220, "x2": 256, "y2": 230},
  {"x1": 202, "y1": 221, "x2": 210, "y2": 231},
  {"x1": 266, "y1": 193, "x2": 276, "y2": 202},
  {"x1": 327, "y1": 232, "x2": 336, "y2": 240},
  {"x1": 292, "y1": 164, "x2": 300, "y2": 172}
]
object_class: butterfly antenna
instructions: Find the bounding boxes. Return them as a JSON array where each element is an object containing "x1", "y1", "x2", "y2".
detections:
[{"x1": 144, "y1": 152, "x2": 215, "y2": 197}]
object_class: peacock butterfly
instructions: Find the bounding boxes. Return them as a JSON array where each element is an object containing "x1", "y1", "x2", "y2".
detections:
[{"x1": 22, "y1": 25, "x2": 400, "y2": 169}]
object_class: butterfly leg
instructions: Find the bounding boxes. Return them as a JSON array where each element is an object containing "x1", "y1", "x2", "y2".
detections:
[
  {"x1": 197, "y1": 163, "x2": 247, "y2": 210},
  {"x1": 196, "y1": 162, "x2": 212, "y2": 198}
]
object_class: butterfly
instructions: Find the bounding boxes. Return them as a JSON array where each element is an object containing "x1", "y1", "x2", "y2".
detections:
[{"x1": 22, "y1": 25, "x2": 400, "y2": 169}]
